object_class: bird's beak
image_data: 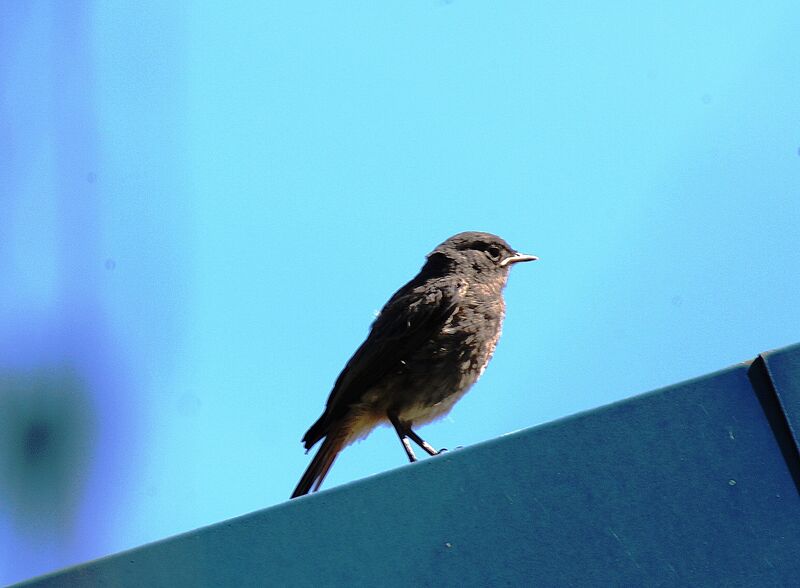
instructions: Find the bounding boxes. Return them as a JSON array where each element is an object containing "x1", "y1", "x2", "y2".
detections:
[{"x1": 500, "y1": 253, "x2": 539, "y2": 267}]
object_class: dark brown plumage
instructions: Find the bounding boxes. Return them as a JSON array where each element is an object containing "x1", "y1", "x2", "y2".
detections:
[{"x1": 291, "y1": 231, "x2": 537, "y2": 498}]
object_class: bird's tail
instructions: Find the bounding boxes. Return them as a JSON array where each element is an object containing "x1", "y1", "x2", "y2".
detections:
[{"x1": 291, "y1": 433, "x2": 347, "y2": 498}]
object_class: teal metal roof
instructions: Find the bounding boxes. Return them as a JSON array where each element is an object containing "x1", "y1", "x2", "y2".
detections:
[{"x1": 18, "y1": 343, "x2": 800, "y2": 587}]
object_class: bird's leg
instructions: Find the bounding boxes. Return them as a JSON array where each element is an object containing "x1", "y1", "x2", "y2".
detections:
[
  {"x1": 388, "y1": 412, "x2": 445, "y2": 459},
  {"x1": 388, "y1": 412, "x2": 418, "y2": 463},
  {"x1": 404, "y1": 428, "x2": 442, "y2": 457}
]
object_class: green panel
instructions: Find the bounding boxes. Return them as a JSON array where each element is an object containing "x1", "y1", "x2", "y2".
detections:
[{"x1": 763, "y1": 343, "x2": 800, "y2": 454}]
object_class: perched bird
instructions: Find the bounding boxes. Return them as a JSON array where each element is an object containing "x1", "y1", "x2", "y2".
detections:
[{"x1": 291, "y1": 231, "x2": 537, "y2": 498}]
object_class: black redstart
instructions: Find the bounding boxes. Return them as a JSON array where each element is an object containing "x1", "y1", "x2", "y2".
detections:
[{"x1": 291, "y1": 231, "x2": 537, "y2": 498}]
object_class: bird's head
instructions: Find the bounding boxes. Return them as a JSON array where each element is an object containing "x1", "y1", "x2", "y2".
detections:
[{"x1": 426, "y1": 232, "x2": 537, "y2": 280}]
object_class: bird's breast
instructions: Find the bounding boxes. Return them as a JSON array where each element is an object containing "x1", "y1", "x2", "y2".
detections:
[{"x1": 386, "y1": 295, "x2": 506, "y2": 422}]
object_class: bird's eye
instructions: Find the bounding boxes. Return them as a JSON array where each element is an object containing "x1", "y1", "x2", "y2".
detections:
[{"x1": 486, "y1": 246, "x2": 502, "y2": 261}]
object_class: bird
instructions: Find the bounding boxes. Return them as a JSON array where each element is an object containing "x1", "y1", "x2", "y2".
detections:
[{"x1": 291, "y1": 231, "x2": 537, "y2": 498}]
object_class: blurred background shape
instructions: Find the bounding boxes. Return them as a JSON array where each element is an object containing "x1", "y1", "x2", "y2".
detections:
[
  {"x1": 0, "y1": 367, "x2": 94, "y2": 550},
  {"x1": 1, "y1": 2, "x2": 799, "y2": 584}
]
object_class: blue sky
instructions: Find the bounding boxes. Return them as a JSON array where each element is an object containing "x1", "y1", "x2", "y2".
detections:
[{"x1": 1, "y1": 2, "x2": 799, "y2": 584}]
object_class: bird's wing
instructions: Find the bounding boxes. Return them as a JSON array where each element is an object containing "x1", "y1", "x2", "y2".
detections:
[{"x1": 302, "y1": 277, "x2": 463, "y2": 448}]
